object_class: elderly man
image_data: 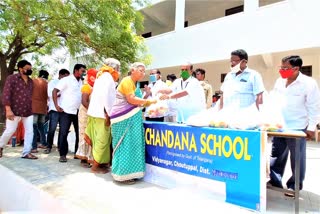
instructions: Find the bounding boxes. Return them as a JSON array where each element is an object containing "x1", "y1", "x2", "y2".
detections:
[
  {"x1": 159, "y1": 62, "x2": 206, "y2": 123},
  {"x1": 85, "y1": 58, "x2": 120, "y2": 174},
  {"x1": 0, "y1": 60, "x2": 37, "y2": 159}
]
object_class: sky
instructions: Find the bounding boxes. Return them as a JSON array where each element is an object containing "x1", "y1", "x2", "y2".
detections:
[{"x1": 26, "y1": 48, "x2": 71, "y2": 79}]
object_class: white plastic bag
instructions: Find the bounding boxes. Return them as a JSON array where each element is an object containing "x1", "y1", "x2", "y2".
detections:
[
  {"x1": 228, "y1": 104, "x2": 261, "y2": 130},
  {"x1": 147, "y1": 100, "x2": 169, "y2": 118},
  {"x1": 186, "y1": 107, "x2": 219, "y2": 127},
  {"x1": 259, "y1": 90, "x2": 286, "y2": 131}
]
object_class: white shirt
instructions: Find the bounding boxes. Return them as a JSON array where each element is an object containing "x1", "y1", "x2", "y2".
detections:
[
  {"x1": 55, "y1": 75, "x2": 82, "y2": 115},
  {"x1": 273, "y1": 72, "x2": 320, "y2": 131},
  {"x1": 144, "y1": 79, "x2": 167, "y2": 117},
  {"x1": 48, "y1": 79, "x2": 59, "y2": 112},
  {"x1": 87, "y1": 72, "x2": 116, "y2": 118},
  {"x1": 221, "y1": 67, "x2": 265, "y2": 109},
  {"x1": 170, "y1": 77, "x2": 206, "y2": 123}
]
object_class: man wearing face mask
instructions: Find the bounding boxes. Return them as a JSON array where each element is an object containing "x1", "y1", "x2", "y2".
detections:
[
  {"x1": 143, "y1": 69, "x2": 167, "y2": 122},
  {"x1": 159, "y1": 63, "x2": 206, "y2": 123},
  {"x1": 0, "y1": 60, "x2": 38, "y2": 159},
  {"x1": 52, "y1": 63, "x2": 86, "y2": 163},
  {"x1": 220, "y1": 49, "x2": 265, "y2": 110},
  {"x1": 269, "y1": 55, "x2": 320, "y2": 196}
]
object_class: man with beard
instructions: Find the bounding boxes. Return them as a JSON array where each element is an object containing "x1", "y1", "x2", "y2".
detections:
[{"x1": 0, "y1": 60, "x2": 37, "y2": 159}]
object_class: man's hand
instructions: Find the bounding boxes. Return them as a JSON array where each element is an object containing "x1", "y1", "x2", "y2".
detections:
[
  {"x1": 306, "y1": 130, "x2": 315, "y2": 140},
  {"x1": 6, "y1": 109, "x2": 15, "y2": 120},
  {"x1": 105, "y1": 115, "x2": 110, "y2": 127},
  {"x1": 144, "y1": 85, "x2": 151, "y2": 96},
  {"x1": 159, "y1": 94, "x2": 169, "y2": 100},
  {"x1": 55, "y1": 105, "x2": 64, "y2": 112}
]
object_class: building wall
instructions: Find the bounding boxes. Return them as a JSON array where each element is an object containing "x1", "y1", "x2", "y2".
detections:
[{"x1": 141, "y1": 0, "x2": 320, "y2": 92}]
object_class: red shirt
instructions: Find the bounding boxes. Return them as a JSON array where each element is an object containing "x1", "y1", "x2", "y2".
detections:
[{"x1": 2, "y1": 73, "x2": 33, "y2": 117}]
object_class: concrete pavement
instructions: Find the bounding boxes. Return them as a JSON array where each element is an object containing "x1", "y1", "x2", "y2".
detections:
[{"x1": 0, "y1": 131, "x2": 319, "y2": 213}]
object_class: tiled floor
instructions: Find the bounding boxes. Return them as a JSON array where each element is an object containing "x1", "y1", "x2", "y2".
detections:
[{"x1": 0, "y1": 135, "x2": 319, "y2": 213}]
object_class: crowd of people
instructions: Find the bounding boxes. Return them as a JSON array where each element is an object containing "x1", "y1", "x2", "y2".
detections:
[{"x1": 0, "y1": 49, "x2": 319, "y2": 190}]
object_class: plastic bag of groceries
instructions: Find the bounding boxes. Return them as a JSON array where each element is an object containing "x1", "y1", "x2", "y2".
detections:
[
  {"x1": 258, "y1": 90, "x2": 286, "y2": 131},
  {"x1": 147, "y1": 100, "x2": 169, "y2": 118},
  {"x1": 208, "y1": 102, "x2": 232, "y2": 128},
  {"x1": 186, "y1": 107, "x2": 219, "y2": 127},
  {"x1": 228, "y1": 104, "x2": 261, "y2": 130}
]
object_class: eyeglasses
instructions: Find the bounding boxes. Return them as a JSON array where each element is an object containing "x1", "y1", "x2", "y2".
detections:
[{"x1": 278, "y1": 66, "x2": 296, "y2": 70}]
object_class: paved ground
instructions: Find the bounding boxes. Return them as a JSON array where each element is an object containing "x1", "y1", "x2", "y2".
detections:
[{"x1": 0, "y1": 132, "x2": 319, "y2": 213}]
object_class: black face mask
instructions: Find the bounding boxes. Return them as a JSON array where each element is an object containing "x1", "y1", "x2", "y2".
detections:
[{"x1": 24, "y1": 69, "x2": 33, "y2": 76}]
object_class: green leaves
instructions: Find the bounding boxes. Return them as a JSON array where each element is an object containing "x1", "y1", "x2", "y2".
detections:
[{"x1": 0, "y1": 0, "x2": 149, "y2": 73}]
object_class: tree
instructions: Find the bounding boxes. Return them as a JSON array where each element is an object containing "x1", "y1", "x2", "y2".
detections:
[{"x1": 0, "y1": 0, "x2": 148, "y2": 122}]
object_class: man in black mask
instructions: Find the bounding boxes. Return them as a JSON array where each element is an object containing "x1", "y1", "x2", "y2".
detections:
[{"x1": 0, "y1": 60, "x2": 38, "y2": 159}]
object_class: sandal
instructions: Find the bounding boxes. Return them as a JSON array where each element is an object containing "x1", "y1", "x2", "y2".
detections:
[
  {"x1": 22, "y1": 153, "x2": 38, "y2": 160},
  {"x1": 31, "y1": 149, "x2": 38, "y2": 153},
  {"x1": 116, "y1": 179, "x2": 136, "y2": 185},
  {"x1": 0, "y1": 147, "x2": 3, "y2": 158},
  {"x1": 80, "y1": 160, "x2": 91, "y2": 168},
  {"x1": 43, "y1": 148, "x2": 51, "y2": 154},
  {"x1": 38, "y1": 145, "x2": 47, "y2": 149},
  {"x1": 91, "y1": 167, "x2": 110, "y2": 174},
  {"x1": 284, "y1": 188, "x2": 295, "y2": 198},
  {"x1": 59, "y1": 156, "x2": 67, "y2": 163}
]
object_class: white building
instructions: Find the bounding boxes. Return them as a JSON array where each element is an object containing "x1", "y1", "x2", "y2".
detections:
[{"x1": 138, "y1": 0, "x2": 320, "y2": 92}]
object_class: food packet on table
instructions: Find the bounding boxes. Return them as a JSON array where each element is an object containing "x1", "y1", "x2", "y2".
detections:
[
  {"x1": 186, "y1": 107, "x2": 219, "y2": 127},
  {"x1": 147, "y1": 99, "x2": 169, "y2": 118},
  {"x1": 209, "y1": 106, "x2": 232, "y2": 128},
  {"x1": 258, "y1": 90, "x2": 286, "y2": 132},
  {"x1": 228, "y1": 104, "x2": 261, "y2": 130}
]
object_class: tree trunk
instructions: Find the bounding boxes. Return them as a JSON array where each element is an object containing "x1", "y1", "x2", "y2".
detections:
[{"x1": 0, "y1": 56, "x2": 9, "y2": 123}]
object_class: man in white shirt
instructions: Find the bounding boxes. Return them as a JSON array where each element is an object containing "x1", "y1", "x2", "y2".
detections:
[
  {"x1": 159, "y1": 63, "x2": 206, "y2": 123},
  {"x1": 195, "y1": 68, "x2": 213, "y2": 109},
  {"x1": 269, "y1": 55, "x2": 320, "y2": 195},
  {"x1": 86, "y1": 58, "x2": 120, "y2": 173},
  {"x1": 52, "y1": 64, "x2": 86, "y2": 162},
  {"x1": 143, "y1": 69, "x2": 167, "y2": 122},
  {"x1": 220, "y1": 49, "x2": 265, "y2": 110},
  {"x1": 44, "y1": 69, "x2": 70, "y2": 154}
]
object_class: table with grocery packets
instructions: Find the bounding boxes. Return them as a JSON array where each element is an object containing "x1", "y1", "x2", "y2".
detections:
[{"x1": 143, "y1": 121, "x2": 306, "y2": 213}]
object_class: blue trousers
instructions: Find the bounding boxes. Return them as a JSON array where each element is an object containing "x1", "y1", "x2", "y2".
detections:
[
  {"x1": 46, "y1": 110, "x2": 60, "y2": 149},
  {"x1": 269, "y1": 135, "x2": 306, "y2": 190},
  {"x1": 32, "y1": 114, "x2": 48, "y2": 149}
]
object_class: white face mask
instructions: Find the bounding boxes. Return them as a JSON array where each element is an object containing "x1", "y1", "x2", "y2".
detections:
[{"x1": 230, "y1": 61, "x2": 242, "y2": 73}]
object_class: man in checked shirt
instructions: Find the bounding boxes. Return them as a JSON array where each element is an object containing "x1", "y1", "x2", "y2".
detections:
[{"x1": 0, "y1": 60, "x2": 38, "y2": 159}]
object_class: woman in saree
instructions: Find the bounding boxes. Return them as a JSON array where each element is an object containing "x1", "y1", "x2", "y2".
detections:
[
  {"x1": 75, "y1": 68, "x2": 97, "y2": 167},
  {"x1": 110, "y1": 62, "x2": 156, "y2": 184}
]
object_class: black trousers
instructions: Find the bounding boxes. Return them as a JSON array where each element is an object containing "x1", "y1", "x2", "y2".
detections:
[{"x1": 70, "y1": 111, "x2": 79, "y2": 154}]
